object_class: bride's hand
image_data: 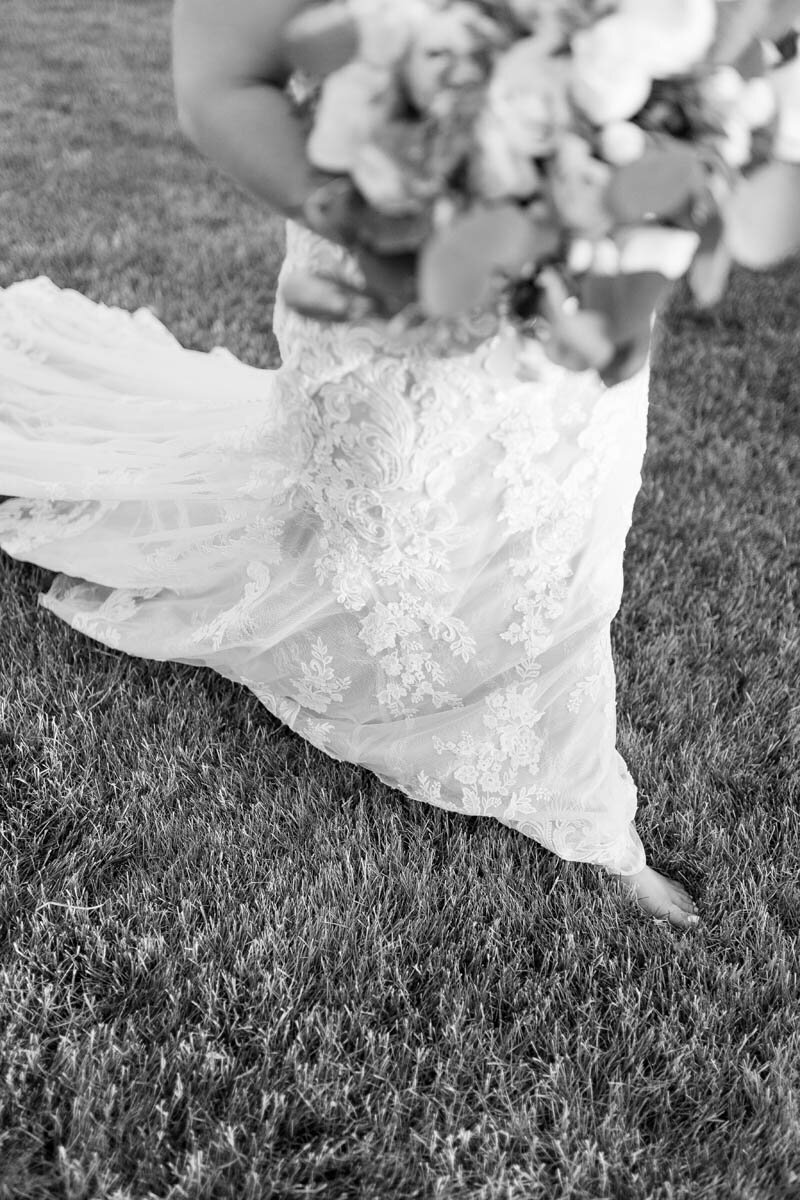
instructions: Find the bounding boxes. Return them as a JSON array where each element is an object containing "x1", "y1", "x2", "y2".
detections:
[
  {"x1": 279, "y1": 172, "x2": 422, "y2": 322},
  {"x1": 281, "y1": 246, "x2": 419, "y2": 324}
]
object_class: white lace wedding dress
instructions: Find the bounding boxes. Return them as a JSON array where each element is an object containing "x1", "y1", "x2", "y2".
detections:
[{"x1": 0, "y1": 220, "x2": 650, "y2": 875}]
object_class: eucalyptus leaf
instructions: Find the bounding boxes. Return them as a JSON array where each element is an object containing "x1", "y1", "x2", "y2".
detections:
[
  {"x1": 579, "y1": 272, "x2": 672, "y2": 344},
  {"x1": 734, "y1": 38, "x2": 768, "y2": 80},
  {"x1": 599, "y1": 324, "x2": 653, "y2": 388},
  {"x1": 723, "y1": 159, "x2": 800, "y2": 268},
  {"x1": 711, "y1": 0, "x2": 773, "y2": 64},
  {"x1": 418, "y1": 206, "x2": 544, "y2": 318},
  {"x1": 712, "y1": 0, "x2": 800, "y2": 62},
  {"x1": 605, "y1": 147, "x2": 706, "y2": 224},
  {"x1": 759, "y1": 0, "x2": 800, "y2": 40},
  {"x1": 688, "y1": 213, "x2": 733, "y2": 308}
]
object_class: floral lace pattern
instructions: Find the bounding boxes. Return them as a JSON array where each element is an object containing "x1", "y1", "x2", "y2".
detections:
[
  {"x1": 290, "y1": 637, "x2": 352, "y2": 714},
  {"x1": 0, "y1": 221, "x2": 650, "y2": 875}
]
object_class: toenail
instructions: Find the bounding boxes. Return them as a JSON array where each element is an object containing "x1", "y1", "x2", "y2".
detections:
[{"x1": 688, "y1": 915, "x2": 699, "y2": 925}]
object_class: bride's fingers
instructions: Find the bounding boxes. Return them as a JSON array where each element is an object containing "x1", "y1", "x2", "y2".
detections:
[
  {"x1": 281, "y1": 271, "x2": 375, "y2": 322},
  {"x1": 355, "y1": 248, "x2": 419, "y2": 317}
]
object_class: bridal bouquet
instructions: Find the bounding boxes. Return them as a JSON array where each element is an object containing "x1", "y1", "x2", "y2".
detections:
[{"x1": 282, "y1": 0, "x2": 800, "y2": 382}]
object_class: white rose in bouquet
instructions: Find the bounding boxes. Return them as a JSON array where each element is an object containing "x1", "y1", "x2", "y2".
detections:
[
  {"x1": 771, "y1": 54, "x2": 800, "y2": 162},
  {"x1": 549, "y1": 133, "x2": 614, "y2": 238},
  {"x1": 349, "y1": 0, "x2": 431, "y2": 68},
  {"x1": 699, "y1": 67, "x2": 776, "y2": 130},
  {"x1": 570, "y1": 15, "x2": 654, "y2": 125},
  {"x1": 718, "y1": 114, "x2": 752, "y2": 167},
  {"x1": 699, "y1": 65, "x2": 745, "y2": 116},
  {"x1": 308, "y1": 61, "x2": 398, "y2": 172},
  {"x1": 738, "y1": 77, "x2": 778, "y2": 130},
  {"x1": 352, "y1": 143, "x2": 420, "y2": 213},
  {"x1": 471, "y1": 108, "x2": 541, "y2": 198},
  {"x1": 698, "y1": 65, "x2": 777, "y2": 167},
  {"x1": 488, "y1": 37, "x2": 571, "y2": 155},
  {"x1": 402, "y1": 2, "x2": 506, "y2": 113},
  {"x1": 470, "y1": 37, "x2": 570, "y2": 199},
  {"x1": 598, "y1": 120, "x2": 648, "y2": 166},
  {"x1": 618, "y1": 0, "x2": 717, "y2": 78}
]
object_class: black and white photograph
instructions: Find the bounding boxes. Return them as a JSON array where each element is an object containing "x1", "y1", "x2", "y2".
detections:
[{"x1": 1, "y1": 1, "x2": 798, "y2": 1196}]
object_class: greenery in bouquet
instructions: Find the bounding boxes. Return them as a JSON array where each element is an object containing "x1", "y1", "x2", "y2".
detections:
[{"x1": 282, "y1": 0, "x2": 800, "y2": 383}]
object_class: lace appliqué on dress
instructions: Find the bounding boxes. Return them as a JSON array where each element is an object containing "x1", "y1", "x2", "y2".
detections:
[{"x1": 290, "y1": 637, "x2": 352, "y2": 715}]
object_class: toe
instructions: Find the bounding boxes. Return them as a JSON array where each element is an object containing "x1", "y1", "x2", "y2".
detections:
[
  {"x1": 665, "y1": 901, "x2": 700, "y2": 929},
  {"x1": 674, "y1": 886, "x2": 698, "y2": 913}
]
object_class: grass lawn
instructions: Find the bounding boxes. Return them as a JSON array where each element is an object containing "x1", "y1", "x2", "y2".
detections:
[{"x1": 1, "y1": 2, "x2": 799, "y2": 1197}]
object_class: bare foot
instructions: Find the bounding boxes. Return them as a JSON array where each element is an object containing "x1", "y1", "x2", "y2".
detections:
[{"x1": 614, "y1": 865, "x2": 700, "y2": 929}]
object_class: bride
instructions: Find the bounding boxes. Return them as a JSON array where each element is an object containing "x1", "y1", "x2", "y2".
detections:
[{"x1": 0, "y1": 0, "x2": 700, "y2": 928}]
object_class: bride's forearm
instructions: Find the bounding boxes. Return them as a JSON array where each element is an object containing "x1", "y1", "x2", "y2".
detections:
[
  {"x1": 171, "y1": 0, "x2": 327, "y2": 226},
  {"x1": 177, "y1": 81, "x2": 329, "y2": 227}
]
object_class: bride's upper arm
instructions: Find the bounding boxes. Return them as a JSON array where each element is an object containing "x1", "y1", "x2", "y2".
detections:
[{"x1": 172, "y1": 0, "x2": 306, "y2": 117}]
